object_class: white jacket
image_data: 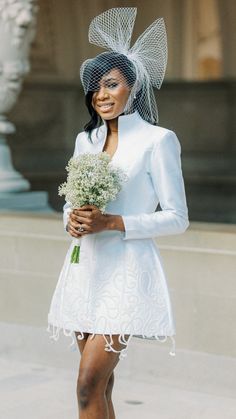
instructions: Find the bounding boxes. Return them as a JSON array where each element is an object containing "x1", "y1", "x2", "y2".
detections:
[{"x1": 63, "y1": 110, "x2": 189, "y2": 239}]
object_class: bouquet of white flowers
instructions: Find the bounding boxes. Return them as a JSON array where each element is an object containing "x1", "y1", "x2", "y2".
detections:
[{"x1": 58, "y1": 152, "x2": 128, "y2": 263}]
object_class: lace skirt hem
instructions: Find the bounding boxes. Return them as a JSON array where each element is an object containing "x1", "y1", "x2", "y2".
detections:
[{"x1": 46, "y1": 322, "x2": 176, "y2": 360}]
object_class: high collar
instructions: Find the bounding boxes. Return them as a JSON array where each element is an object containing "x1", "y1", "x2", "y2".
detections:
[{"x1": 91, "y1": 111, "x2": 142, "y2": 144}]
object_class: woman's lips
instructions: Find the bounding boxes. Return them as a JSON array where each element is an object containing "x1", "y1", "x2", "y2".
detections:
[{"x1": 97, "y1": 103, "x2": 114, "y2": 112}]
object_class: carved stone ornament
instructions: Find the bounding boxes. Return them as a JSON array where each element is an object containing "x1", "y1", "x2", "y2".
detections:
[
  {"x1": 0, "y1": 0, "x2": 38, "y2": 46},
  {"x1": 0, "y1": 0, "x2": 38, "y2": 192}
]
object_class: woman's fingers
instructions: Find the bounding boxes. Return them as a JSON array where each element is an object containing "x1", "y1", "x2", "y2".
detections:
[
  {"x1": 69, "y1": 217, "x2": 80, "y2": 229},
  {"x1": 67, "y1": 222, "x2": 89, "y2": 238},
  {"x1": 67, "y1": 225, "x2": 79, "y2": 238},
  {"x1": 70, "y1": 213, "x2": 79, "y2": 223},
  {"x1": 67, "y1": 213, "x2": 92, "y2": 237},
  {"x1": 70, "y1": 212, "x2": 92, "y2": 226},
  {"x1": 69, "y1": 217, "x2": 86, "y2": 230},
  {"x1": 68, "y1": 206, "x2": 103, "y2": 236},
  {"x1": 74, "y1": 205, "x2": 98, "y2": 212},
  {"x1": 72, "y1": 210, "x2": 92, "y2": 220},
  {"x1": 72, "y1": 206, "x2": 100, "y2": 219}
]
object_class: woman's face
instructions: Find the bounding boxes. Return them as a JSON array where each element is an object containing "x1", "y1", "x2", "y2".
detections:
[{"x1": 92, "y1": 68, "x2": 131, "y2": 121}]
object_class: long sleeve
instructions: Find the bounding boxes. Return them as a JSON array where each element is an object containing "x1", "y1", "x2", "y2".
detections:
[{"x1": 121, "y1": 131, "x2": 189, "y2": 240}]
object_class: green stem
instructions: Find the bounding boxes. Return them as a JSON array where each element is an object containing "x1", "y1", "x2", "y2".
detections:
[
  {"x1": 71, "y1": 245, "x2": 80, "y2": 264},
  {"x1": 70, "y1": 246, "x2": 76, "y2": 263}
]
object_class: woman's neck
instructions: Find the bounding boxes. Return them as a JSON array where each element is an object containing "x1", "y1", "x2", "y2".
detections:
[{"x1": 106, "y1": 118, "x2": 118, "y2": 134}]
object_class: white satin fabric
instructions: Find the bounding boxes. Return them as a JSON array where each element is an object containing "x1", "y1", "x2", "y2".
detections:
[{"x1": 47, "y1": 111, "x2": 189, "y2": 359}]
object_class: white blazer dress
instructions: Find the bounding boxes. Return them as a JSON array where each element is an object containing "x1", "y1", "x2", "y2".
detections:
[{"x1": 47, "y1": 111, "x2": 189, "y2": 359}]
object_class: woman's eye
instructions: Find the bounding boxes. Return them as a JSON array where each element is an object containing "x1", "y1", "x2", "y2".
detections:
[{"x1": 106, "y1": 82, "x2": 118, "y2": 88}]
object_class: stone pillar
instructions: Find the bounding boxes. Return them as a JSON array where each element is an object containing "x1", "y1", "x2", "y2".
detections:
[
  {"x1": 217, "y1": 0, "x2": 236, "y2": 79},
  {"x1": 180, "y1": 0, "x2": 198, "y2": 80},
  {"x1": 0, "y1": 0, "x2": 51, "y2": 211},
  {"x1": 217, "y1": 0, "x2": 236, "y2": 151}
]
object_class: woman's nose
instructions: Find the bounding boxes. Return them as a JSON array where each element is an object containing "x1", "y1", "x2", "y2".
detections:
[{"x1": 96, "y1": 87, "x2": 109, "y2": 100}]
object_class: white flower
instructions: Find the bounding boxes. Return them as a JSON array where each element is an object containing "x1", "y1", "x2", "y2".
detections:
[{"x1": 58, "y1": 152, "x2": 128, "y2": 211}]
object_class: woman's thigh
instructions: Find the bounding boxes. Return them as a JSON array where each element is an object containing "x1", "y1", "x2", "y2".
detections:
[
  {"x1": 74, "y1": 331, "x2": 90, "y2": 355},
  {"x1": 79, "y1": 334, "x2": 127, "y2": 383}
]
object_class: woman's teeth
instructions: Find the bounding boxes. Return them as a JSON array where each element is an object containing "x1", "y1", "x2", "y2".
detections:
[{"x1": 98, "y1": 103, "x2": 114, "y2": 110}]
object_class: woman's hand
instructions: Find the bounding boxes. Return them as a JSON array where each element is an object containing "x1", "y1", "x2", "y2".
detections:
[{"x1": 67, "y1": 205, "x2": 109, "y2": 238}]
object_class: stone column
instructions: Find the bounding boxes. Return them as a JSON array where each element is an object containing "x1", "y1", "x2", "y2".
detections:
[
  {"x1": 217, "y1": 0, "x2": 236, "y2": 151},
  {"x1": 0, "y1": 0, "x2": 51, "y2": 211},
  {"x1": 217, "y1": 0, "x2": 236, "y2": 79}
]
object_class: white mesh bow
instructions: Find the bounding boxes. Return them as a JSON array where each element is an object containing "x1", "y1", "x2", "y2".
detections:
[
  {"x1": 80, "y1": 7, "x2": 168, "y2": 124},
  {"x1": 89, "y1": 7, "x2": 137, "y2": 54}
]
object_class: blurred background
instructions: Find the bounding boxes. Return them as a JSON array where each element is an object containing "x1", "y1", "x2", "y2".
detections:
[
  {"x1": 0, "y1": 1, "x2": 236, "y2": 418},
  {"x1": 6, "y1": 0, "x2": 236, "y2": 221}
]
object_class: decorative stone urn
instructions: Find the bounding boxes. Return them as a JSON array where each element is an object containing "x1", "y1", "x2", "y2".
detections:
[
  {"x1": 0, "y1": 0, "x2": 38, "y2": 193},
  {"x1": 0, "y1": 0, "x2": 51, "y2": 211}
]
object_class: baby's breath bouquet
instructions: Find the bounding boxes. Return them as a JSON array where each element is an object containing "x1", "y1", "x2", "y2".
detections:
[{"x1": 58, "y1": 152, "x2": 127, "y2": 263}]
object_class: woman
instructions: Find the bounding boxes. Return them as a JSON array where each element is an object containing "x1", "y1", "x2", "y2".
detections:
[{"x1": 47, "y1": 7, "x2": 189, "y2": 419}]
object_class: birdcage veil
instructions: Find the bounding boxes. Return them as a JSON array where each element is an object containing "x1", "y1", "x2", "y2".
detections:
[{"x1": 80, "y1": 7, "x2": 168, "y2": 124}]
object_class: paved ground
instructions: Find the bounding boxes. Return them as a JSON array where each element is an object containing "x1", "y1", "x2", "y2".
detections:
[
  {"x1": 1, "y1": 355, "x2": 236, "y2": 419},
  {"x1": 1, "y1": 323, "x2": 236, "y2": 419}
]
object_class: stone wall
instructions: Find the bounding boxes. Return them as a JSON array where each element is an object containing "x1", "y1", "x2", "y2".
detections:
[{"x1": 7, "y1": 80, "x2": 236, "y2": 222}]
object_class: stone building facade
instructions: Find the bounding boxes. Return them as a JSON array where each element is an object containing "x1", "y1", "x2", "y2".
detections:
[{"x1": 6, "y1": 0, "x2": 236, "y2": 222}]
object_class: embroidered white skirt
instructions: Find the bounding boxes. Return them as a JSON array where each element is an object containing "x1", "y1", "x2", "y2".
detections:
[{"x1": 47, "y1": 229, "x2": 176, "y2": 360}]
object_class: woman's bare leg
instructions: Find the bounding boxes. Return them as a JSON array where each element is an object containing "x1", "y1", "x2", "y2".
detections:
[
  {"x1": 105, "y1": 371, "x2": 115, "y2": 419},
  {"x1": 75, "y1": 333, "x2": 115, "y2": 418},
  {"x1": 74, "y1": 332, "x2": 126, "y2": 419}
]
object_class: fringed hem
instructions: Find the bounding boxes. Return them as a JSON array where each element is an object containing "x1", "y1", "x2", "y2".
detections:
[{"x1": 46, "y1": 323, "x2": 176, "y2": 360}]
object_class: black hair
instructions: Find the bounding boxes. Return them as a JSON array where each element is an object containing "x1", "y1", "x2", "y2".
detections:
[{"x1": 82, "y1": 51, "x2": 137, "y2": 138}]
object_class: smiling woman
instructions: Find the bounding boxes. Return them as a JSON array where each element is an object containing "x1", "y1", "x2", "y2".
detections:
[
  {"x1": 82, "y1": 51, "x2": 137, "y2": 135},
  {"x1": 47, "y1": 7, "x2": 189, "y2": 419},
  {"x1": 92, "y1": 68, "x2": 131, "y2": 120}
]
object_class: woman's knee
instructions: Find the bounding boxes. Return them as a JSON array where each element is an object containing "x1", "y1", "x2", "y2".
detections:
[{"x1": 77, "y1": 368, "x2": 105, "y2": 409}]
